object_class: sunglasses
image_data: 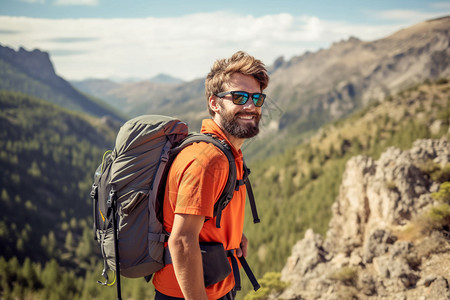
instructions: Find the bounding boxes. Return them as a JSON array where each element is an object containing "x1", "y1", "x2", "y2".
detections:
[{"x1": 215, "y1": 91, "x2": 266, "y2": 107}]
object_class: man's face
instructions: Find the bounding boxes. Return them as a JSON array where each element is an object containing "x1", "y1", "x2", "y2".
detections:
[{"x1": 214, "y1": 73, "x2": 262, "y2": 139}]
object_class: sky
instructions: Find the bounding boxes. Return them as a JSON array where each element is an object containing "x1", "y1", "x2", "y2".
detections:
[{"x1": 1, "y1": 0, "x2": 449, "y2": 82}]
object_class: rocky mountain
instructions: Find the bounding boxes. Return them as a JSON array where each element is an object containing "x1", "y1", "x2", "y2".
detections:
[
  {"x1": 0, "y1": 44, "x2": 125, "y2": 122},
  {"x1": 258, "y1": 16, "x2": 450, "y2": 156},
  {"x1": 275, "y1": 139, "x2": 450, "y2": 299},
  {"x1": 72, "y1": 16, "x2": 450, "y2": 160}
]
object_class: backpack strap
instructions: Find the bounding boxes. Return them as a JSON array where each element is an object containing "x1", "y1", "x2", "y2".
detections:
[
  {"x1": 172, "y1": 133, "x2": 237, "y2": 228},
  {"x1": 176, "y1": 133, "x2": 261, "y2": 227},
  {"x1": 235, "y1": 163, "x2": 260, "y2": 224},
  {"x1": 238, "y1": 255, "x2": 261, "y2": 291},
  {"x1": 226, "y1": 250, "x2": 261, "y2": 292}
]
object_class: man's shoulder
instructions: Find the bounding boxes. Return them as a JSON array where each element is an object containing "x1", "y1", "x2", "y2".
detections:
[{"x1": 175, "y1": 141, "x2": 229, "y2": 168}]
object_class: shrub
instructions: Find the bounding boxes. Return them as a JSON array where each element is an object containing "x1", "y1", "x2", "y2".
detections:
[
  {"x1": 418, "y1": 162, "x2": 450, "y2": 183},
  {"x1": 432, "y1": 182, "x2": 450, "y2": 204},
  {"x1": 426, "y1": 203, "x2": 450, "y2": 232},
  {"x1": 244, "y1": 272, "x2": 289, "y2": 300},
  {"x1": 431, "y1": 164, "x2": 450, "y2": 183},
  {"x1": 418, "y1": 160, "x2": 441, "y2": 176},
  {"x1": 436, "y1": 78, "x2": 449, "y2": 85},
  {"x1": 386, "y1": 180, "x2": 397, "y2": 191}
]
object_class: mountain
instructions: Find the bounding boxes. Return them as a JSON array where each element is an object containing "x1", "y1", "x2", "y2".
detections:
[
  {"x1": 253, "y1": 16, "x2": 450, "y2": 158},
  {"x1": 0, "y1": 44, "x2": 125, "y2": 122},
  {"x1": 71, "y1": 78, "x2": 121, "y2": 100},
  {"x1": 149, "y1": 73, "x2": 184, "y2": 84},
  {"x1": 72, "y1": 16, "x2": 450, "y2": 161},
  {"x1": 75, "y1": 77, "x2": 207, "y2": 130},
  {"x1": 275, "y1": 138, "x2": 450, "y2": 299}
]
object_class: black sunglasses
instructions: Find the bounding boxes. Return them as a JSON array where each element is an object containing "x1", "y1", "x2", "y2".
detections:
[{"x1": 215, "y1": 91, "x2": 266, "y2": 107}]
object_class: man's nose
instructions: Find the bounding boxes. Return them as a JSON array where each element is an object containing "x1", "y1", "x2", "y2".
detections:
[{"x1": 242, "y1": 97, "x2": 256, "y2": 110}]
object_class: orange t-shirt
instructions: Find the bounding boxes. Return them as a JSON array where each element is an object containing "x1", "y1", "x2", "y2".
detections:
[{"x1": 152, "y1": 119, "x2": 246, "y2": 299}]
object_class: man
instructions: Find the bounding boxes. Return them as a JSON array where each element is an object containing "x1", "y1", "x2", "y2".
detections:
[{"x1": 153, "y1": 51, "x2": 270, "y2": 300}]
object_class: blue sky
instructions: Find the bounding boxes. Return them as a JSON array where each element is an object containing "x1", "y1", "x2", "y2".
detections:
[{"x1": 1, "y1": 0, "x2": 449, "y2": 81}]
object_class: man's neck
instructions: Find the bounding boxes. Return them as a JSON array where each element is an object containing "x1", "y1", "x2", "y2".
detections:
[
  {"x1": 224, "y1": 133, "x2": 244, "y2": 150},
  {"x1": 212, "y1": 118, "x2": 244, "y2": 150}
]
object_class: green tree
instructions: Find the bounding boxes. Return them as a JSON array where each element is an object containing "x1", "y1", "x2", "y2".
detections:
[
  {"x1": 1, "y1": 189, "x2": 10, "y2": 203},
  {"x1": 21, "y1": 257, "x2": 39, "y2": 289}
]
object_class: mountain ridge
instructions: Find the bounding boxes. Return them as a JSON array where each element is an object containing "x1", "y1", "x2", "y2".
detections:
[
  {"x1": 0, "y1": 44, "x2": 125, "y2": 122},
  {"x1": 70, "y1": 16, "x2": 450, "y2": 161}
]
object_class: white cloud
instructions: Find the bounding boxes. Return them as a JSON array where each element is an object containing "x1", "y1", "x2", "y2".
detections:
[
  {"x1": 53, "y1": 0, "x2": 99, "y2": 6},
  {"x1": 0, "y1": 11, "x2": 442, "y2": 81}
]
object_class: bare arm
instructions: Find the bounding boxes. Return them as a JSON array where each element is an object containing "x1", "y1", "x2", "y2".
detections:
[{"x1": 168, "y1": 213, "x2": 208, "y2": 300}]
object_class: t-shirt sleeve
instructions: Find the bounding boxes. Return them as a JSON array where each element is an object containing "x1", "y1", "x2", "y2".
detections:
[{"x1": 170, "y1": 142, "x2": 229, "y2": 219}]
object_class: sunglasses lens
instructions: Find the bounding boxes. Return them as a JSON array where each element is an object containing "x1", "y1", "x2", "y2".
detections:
[
  {"x1": 232, "y1": 92, "x2": 249, "y2": 105},
  {"x1": 252, "y1": 94, "x2": 265, "y2": 107}
]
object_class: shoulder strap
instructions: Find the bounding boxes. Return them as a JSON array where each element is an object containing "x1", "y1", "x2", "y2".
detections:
[
  {"x1": 174, "y1": 133, "x2": 236, "y2": 228},
  {"x1": 173, "y1": 133, "x2": 260, "y2": 228}
]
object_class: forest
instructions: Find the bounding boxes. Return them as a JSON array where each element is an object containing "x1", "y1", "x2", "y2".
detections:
[{"x1": 0, "y1": 78, "x2": 449, "y2": 299}]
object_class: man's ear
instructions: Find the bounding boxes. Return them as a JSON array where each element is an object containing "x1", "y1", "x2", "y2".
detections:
[{"x1": 209, "y1": 96, "x2": 221, "y2": 114}]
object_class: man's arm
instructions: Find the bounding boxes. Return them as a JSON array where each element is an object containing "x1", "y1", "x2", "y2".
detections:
[
  {"x1": 236, "y1": 233, "x2": 248, "y2": 258},
  {"x1": 168, "y1": 213, "x2": 208, "y2": 300}
]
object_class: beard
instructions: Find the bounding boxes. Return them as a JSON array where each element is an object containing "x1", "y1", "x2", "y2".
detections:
[{"x1": 218, "y1": 104, "x2": 261, "y2": 139}]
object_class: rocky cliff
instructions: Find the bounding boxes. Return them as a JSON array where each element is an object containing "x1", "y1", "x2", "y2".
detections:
[
  {"x1": 277, "y1": 138, "x2": 450, "y2": 299},
  {"x1": 0, "y1": 44, "x2": 125, "y2": 121}
]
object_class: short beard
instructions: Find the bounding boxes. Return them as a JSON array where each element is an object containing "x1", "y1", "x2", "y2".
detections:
[{"x1": 219, "y1": 104, "x2": 261, "y2": 139}]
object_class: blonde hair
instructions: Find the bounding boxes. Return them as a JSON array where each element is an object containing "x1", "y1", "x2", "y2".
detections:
[{"x1": 205, "y1": 51, "x2": 269, "y2": 116}]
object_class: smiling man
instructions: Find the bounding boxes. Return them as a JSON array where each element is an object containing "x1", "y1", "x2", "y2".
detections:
[{"x1": 152, "y1": 51, "x2": 270, "y2": 300}]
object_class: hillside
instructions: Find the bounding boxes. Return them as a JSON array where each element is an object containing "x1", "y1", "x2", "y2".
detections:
[
  {"x1": 74, "y1": 78, "x2": 207, "y2": 130},
  {"x1": 249, "y1": 16, "x2": 450, "y2": 159},
  {"x1": 0, "y1": 45, "x2": 126, "y2": 122},
  {"x1": 0, "y1": 90, "x2": 119, "y2": 263},
  {"x1": 240, "y1": 78, "x2": 449, "y2": 296}
]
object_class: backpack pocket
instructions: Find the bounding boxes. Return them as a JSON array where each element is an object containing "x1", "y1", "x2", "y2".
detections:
[
  {"x1": 200, "y1": 242, "x2": 232, "y2": 287},
  {"x1": 120, "y1": 190, "x2": 148, "y2": 215},
  {"x1": 97, "y1": 227, "x2": 117, "y2": 272},
  {"x1": 118, "y1": 192, "x2": 150, "y2": 273}
]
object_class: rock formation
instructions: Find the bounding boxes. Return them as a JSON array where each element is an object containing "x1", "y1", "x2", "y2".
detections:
[{"x1": 278, "y1": 139, "x2": 450, "y2": 299}]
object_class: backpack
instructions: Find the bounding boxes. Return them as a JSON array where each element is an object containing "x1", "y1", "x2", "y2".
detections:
[{"x1": 90, "y1": 115, "x2": 260, "y2": 297}]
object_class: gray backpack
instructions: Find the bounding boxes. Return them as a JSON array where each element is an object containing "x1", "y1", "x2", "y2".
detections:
[{"x1": 90, "y1": 115, "x2": 260, "y2": 297}]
